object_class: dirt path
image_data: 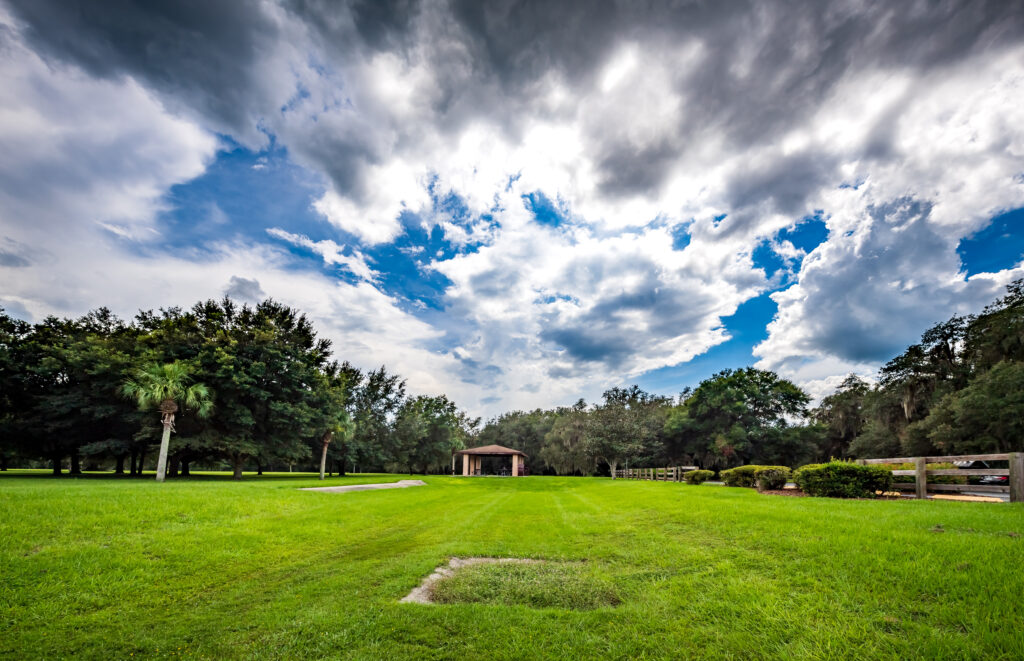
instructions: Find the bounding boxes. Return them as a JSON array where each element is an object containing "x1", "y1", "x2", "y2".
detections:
[{"x1": 299, "y1": 479, "x2": 426, "y2": 493}]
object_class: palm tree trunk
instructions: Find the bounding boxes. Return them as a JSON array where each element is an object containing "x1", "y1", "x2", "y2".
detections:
[
  {"x1": 155, "y1": 414, "x2": 173, "y2": 482},
  {"x1": 319, "y1": 431, "x2": 332, "y2": 480}
]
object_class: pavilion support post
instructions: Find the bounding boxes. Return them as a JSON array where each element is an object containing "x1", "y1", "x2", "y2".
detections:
[
  {"x1": 462, "y1": 454, "x2": 470, "y2": 476},
  {"x1": 511, "y1": 454, "x2": 520, "y2": 477}
]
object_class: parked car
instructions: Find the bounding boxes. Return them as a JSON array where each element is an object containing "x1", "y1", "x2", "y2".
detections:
[{"x1": 958, "y1": 460, "x2": 1010, "y2": 485}]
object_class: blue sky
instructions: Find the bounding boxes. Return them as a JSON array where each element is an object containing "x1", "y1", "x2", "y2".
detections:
[{"x1": 2, "y1": 0, "x2": 1023, "y2": 416}]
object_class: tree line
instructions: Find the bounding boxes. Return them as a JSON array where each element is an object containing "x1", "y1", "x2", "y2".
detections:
[
  {"x1": 3, "y1": 280, "x2": 1021, "y2": 478},
  {"x1": 816, "y1": 279, "x2": 1024, "y2": 460},
  {"x1": 0, "y1": 299, "x2": 476, "y2": 477}
]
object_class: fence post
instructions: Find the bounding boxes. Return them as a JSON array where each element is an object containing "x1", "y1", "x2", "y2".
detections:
[
  {"x1": 914, "y1": 457, "x2": 927, "y2": 500},
  {"x1": 1009, "y1": 453, "x2": 1024, "y2": 503}
]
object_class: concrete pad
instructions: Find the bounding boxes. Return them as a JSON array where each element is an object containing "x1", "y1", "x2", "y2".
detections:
[{"x1": 299, "y1": 479, "x2": 426, "y2": 493}]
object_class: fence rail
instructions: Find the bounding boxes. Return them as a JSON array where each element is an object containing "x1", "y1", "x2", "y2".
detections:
[
  {"x1": 858, "y1": 453, "x2": 1023, "y2": 502},
  {"x1": 613, "y1": 466, "x2": 697, "y2": 481}
]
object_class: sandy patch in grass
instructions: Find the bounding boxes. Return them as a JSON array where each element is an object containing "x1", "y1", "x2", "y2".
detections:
[
  {"x1": 401, "y1": 557, "x2": 539, "y2": 604},
  {"x1": 299, "y1": 479, "x2": 426, "y2": 493}
]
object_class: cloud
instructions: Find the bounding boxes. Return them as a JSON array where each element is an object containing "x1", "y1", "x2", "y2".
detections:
[
  {"x1": 2, "y1": 0, "x2": 1024, "y2": 414},
  {"x1": 266, "y1": 228, "x2": 378, "y2": 281},
  {"x1": 0, "y1": 14, "x2": 479, "y2": 409},
  {"x1": 224, "y1": 276, "x2": 266, "y2": 302},
  {"x1": 753, "y1": 48, "x2": 1024, "y2": 398},
  {"x1": 0, "y1": 14, "x2": 217, "y2": 239},
  {"x1": 427, "y1": 189, "x2": 761, "y2": 407},
  {"x1": 0, "y1": 237, "x2": 31, "y2": 267}
]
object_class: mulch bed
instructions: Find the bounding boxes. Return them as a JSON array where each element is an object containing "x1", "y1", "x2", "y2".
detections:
[
  {"x1": 758, "y1": 488, "x2": 807, "y2": 497},
  {"x1": 758, "y1": 488, "x2": 907, "y2": 500}
]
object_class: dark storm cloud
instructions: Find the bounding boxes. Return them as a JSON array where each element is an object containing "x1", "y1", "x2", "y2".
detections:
[
  {"x1": 6, "y1": 0, "x2": 279, "y2": 138},
  {"x1": 444, "y1": 0, "x2": 1023, "y2": 199},
  {"x1": 538, "y1": 268, "x2": 722, "y2": 367},
  {"x1": 0, "y1": 250, "x2": 29, "y2": 267},
  {"x1": 224, "y1": 275, "x2": 265, "y2": 302},
  {"x1": 6, "y1": 0, "x2": 1021, "y2": 205},
  {"x1": 0, "y1": 238, "x2": 34, "y2": 268},
  {"x1": 718, "y1": 152, "x2": 839, "y2": 236},
  {"x1": 288, "y1": 0, "x2": 419, "y2": 52}
]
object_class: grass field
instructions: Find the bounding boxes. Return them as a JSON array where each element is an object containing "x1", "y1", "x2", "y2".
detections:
[{"x1": 2, "y1": 472, "x2": 1023, "y2": 660}]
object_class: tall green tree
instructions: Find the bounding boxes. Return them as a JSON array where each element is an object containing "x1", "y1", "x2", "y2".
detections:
[
  {"x1": 539, "y1": 400, "x2": 590, "y2": 475},
  {"x1": 348, "y1": 366, "x2": 405, "y2": 472},
  {"x1": 477, "y1": 409, "x2": 559, "y2": 472},
  {"x1": 812, "y1": 374, "x2": 869, "y2": 459},
  {"x1": 391, "y1": 394, "x2": 467, "y2": 474},
  {"x1": 912, "y1": 360, "x2": 1024, "y2": 455},
  {"x1": 122, "y1": 361, "x2": 213, "y2": 482},
  {"x1": 664, "y1": 368, "x2": 812, "y2": 468},
  {"x1": 137, "y1": 299, "x2": 335, "y2": 478},
  {"x1": 584, "y1": 386, "x2": 670, "y2": 477},
  {"x1": 0, "y1": 309, "x2": 31, "y2": 471},
  {"x1": 313, "y1": 368, "x2": 355, "y2": 480}
]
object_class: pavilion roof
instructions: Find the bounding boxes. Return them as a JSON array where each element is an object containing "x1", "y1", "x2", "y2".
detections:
[{"x1": 454, "y1": 444, "x2": 528, "y2": 457}]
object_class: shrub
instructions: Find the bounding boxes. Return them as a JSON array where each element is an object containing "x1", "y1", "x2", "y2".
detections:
[
  {"x1": 879, "y1": 462, "x2": 966, "y2": 485},
  {"x1": 720, "y1": 465, "x2": 790, "y2": 488},
  {"x1": 719, "y1": 465, "x2": 759, "y2": 487},
  {"x1": 754, "y1": 466, "x2": 791, "y2": 490},
  {"x1": 794, "y1": 462, "x2": 893, "y2": 498},
  {"x1": 683, "y1": 469, "x2": 714, "y2": 485},
  {"x1": 716, "y1": 468, "x2": 786, "y2": 489}
]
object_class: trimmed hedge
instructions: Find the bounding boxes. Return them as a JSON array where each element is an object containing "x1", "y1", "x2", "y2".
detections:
[
  {"x1": 794, "y1": 462, "x2": 893, "y2": 498},
  {"x1": 720, "y1": 465, "x2": 790, "y2": 488},
  {"x1": 754, "y1": 466, "x2": 791, "y2": 490},
  {"x1": 683, "y1": 469, "x2": 714, "y2": 485}
]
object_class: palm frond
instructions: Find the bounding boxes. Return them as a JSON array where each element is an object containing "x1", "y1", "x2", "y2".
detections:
[{"x1": 122, "y1": 360, "x2": 212, "y2": 416}]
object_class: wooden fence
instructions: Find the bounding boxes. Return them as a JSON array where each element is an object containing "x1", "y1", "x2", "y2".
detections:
[
  {"x1": 613, "y1": 466, "x2": 698, "y2": 481},
  {"x1": 858, "y1": 453, "x2": 1023, "y2": 502}
]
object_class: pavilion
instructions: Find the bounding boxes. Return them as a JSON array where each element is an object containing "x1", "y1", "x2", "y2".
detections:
[{"x1": 453, "y1": 444, "x2": 527, "y2": 476}]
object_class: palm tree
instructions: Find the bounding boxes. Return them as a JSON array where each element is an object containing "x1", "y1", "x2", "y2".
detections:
[{"x1": 122, "y1": 361, "x2": 213, "y2": 482}]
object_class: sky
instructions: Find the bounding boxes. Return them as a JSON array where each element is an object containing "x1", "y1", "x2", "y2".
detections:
[{"x1": 1, "y1": 0, "x2": 1023, "y2": 418}]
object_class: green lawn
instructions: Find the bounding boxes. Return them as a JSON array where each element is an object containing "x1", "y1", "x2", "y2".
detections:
[{"x1": 1, "y1": 474, "x2": 1022, "y2": 660}]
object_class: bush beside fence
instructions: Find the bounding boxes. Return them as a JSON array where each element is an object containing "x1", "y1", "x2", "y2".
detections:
[{"x1": 794, "y1": 462, "x2": 892, "y2": 498}]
